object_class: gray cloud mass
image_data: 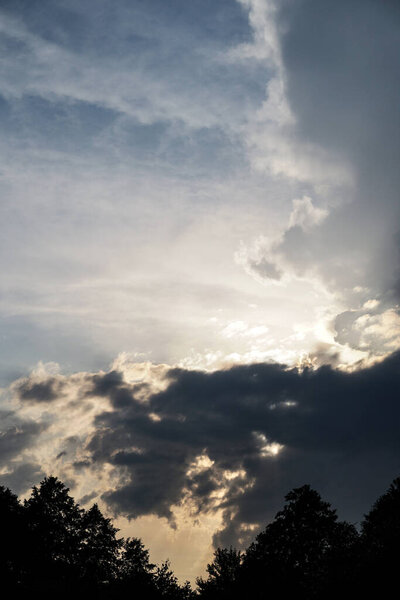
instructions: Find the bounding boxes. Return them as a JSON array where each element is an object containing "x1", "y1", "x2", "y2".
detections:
[
  {"x1": 11, "y1": 351, "x2": 392, "y2": 548},
  {"x1": 276, "y1": 0, "x2": 400, "y2": 298}
]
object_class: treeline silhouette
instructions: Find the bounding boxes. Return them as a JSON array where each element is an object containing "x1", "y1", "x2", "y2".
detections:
[
  {"x1": 0, "y1": 477, "x2": 194, "y2": 599},
  {"x1": 1, "y1": 476, "x2": 400, "y2": 598}
]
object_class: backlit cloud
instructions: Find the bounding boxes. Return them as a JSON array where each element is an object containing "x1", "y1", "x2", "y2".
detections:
[{"x1": 3, "y1": 351, "x2": 400, "y2": 553}]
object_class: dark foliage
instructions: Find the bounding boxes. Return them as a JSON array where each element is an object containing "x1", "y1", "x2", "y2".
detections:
[
  {"x1": 239, "y1": 485, "x2": 358, "y2": 600},
  {"x1": 24, "y1": 476, "x2": 84, "y2": 592},
  {"x1": 0, "y1": 475, "x2": 400, "y2": 598},
  {"x1": 0, "y1": 486, "x2": 27, "y2": 586},
  {"x1": 196, "y1": 547, "x2": 242, "y2": 599},
  {"x1": 357, "y1": 477, "x2": 400, "y2": 596},
  {"x1": 197, "y1": 479, "x2": 400, "y2": 600},
  {"x1": 0, "y1": 476, "x2": 194, "y2": 599}
]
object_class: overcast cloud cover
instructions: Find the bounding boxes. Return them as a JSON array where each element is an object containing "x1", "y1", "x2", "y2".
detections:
[{"x1": 0, "y1": 0, "x2": 399, "y2": 584}]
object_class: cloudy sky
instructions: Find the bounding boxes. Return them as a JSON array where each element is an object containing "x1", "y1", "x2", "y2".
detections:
[{"x1": 1, "y1": 0, "x2": 399, "y2": 584}]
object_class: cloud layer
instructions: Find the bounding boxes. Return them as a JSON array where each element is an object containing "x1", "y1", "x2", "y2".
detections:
[
  {"x1": 4, "y1": 350, "x2": 399, "y2": 550},
  {"x1": 1, "y1": 0, "x2": 398, "y2": 380}
]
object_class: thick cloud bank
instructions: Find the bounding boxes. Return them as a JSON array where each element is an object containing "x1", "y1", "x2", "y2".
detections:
[
  {"x1": 5, "y1": 351, "x2": 400, "y2": 548},
  {"x1": 239, "y1": 0, "x2": 400, "y2": 361}
]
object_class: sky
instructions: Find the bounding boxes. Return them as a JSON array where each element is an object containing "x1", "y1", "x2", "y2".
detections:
[{"x1": 0, "y1": 0, "x2": 399, "y2": 584}]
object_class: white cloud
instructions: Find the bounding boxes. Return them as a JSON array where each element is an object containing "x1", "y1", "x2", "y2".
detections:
[
  {"x1": 289, "y1": 196, "x2": 328, "y2": 231},
  {"x1": 355, "y1": 308, "x2": 400, "y2": 354},
  {"x1": 253, "y1": 432, "x2": 284, "y2": 457}
]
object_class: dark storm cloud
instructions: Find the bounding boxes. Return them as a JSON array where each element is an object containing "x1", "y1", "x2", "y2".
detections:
[
  {"x1": 0, "y1": 462, "x2": 45, "y2": 495},
  {"x1": 78, "y1": 352, "x2": 400, "y2": 545},
  {"x1": 0, "y1": 402, "x2": 49, "y2": 494},
  {"x1": 15, "y1": 376, "x2": 66, "y2": 403},
  {"x1": 0, "y1": 410, "x2": 47, "y2": 462},
  {"x1": 79, "y1": 491, "x2": 98, "y2": 506}
]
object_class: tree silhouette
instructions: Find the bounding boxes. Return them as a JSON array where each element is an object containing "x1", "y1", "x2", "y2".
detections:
[
  {"x1": 196, "y1": 547, "x2": 242, "y2": 599},
  {"x1": 80, "y1": 503, "x2": 123, "y2": 586},
  {"x1": 359, "y1": 477, "x2": 400, "y2": 594},
  {"x1": 2, "y1": 474, "x2": 400, "y2": 598},
  {"x1": 121, "y1": 536, "x2": 155, "y2": 577},
  {"x1": 0, "y1": 485, "x2": 27, "y2": 586},
  {"x1": 0, "y1": 474, "x2": 197, "y2": 597},
  {"x1": 24, "y1": 476, "x2": 84, "y2": 592},
  {"x1": 242, "y1": 485, "x2": 357, "y2": 599},
  {"x1": 155, "y1": 559, "x2": 195, "y2": 599},
  {"x1": 116, "y1": 537, "x2": 157, "y2": 596}
]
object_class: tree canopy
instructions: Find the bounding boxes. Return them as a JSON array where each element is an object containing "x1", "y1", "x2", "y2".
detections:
[{"x1": 0, "y1": 475, "x2": 399, "y2": 599}]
